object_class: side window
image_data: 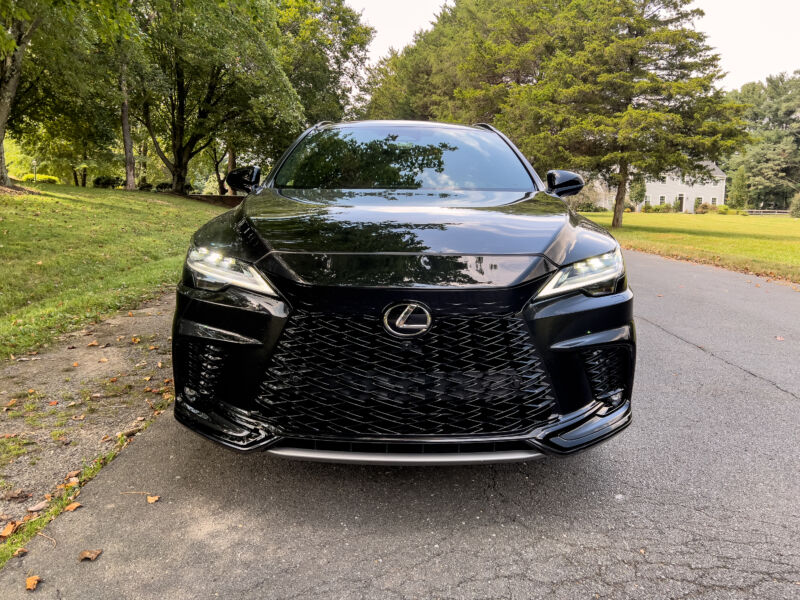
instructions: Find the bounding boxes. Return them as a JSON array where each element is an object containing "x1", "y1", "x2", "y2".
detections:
[
  {"x1": 711, "y1": 197, "x2": 717, "y2": 206},
  {"x1": 659, "y1": 195, "x2": 666, "y2": 205}
]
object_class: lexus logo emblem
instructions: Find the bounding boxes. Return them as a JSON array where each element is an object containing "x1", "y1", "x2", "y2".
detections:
[{"x1": 383, "y1": 303, "x2": 432, "y2": 338}]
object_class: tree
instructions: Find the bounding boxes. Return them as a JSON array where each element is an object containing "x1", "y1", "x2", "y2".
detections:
[
  {"x1": 629, "y1": 176, "x2": 646, "y2": 206},
  {"x1": 132, "y1": 0, "x2": 304, "y2": 193},
  {"x1": 726, "y1": 72, "x2": 800, "y2": 209},
  {"x1": 728, "y1": 165, "x2": 750, "y2": 208},
  {"x1": 0, "y1": 1, "x2": 126, "y2": 187},
  {"x1": 496, "y1": 0, "x2": 745, "y2": 227}
]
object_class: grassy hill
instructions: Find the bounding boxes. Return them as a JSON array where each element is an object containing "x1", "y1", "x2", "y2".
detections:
[{"x1": 0, "y1": 184, "x2": 224, "y2": 359}]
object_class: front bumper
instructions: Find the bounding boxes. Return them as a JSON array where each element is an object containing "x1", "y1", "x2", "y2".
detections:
[{"x1": 172, "y1": 282, "x2": 635, "y2": 464}]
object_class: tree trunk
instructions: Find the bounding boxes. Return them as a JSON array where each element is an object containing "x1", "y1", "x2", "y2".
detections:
[
  {"x1": 226, "y1": 148, "x2": 237, "y2": 195},
  {"x1": 81, "y1": 148, "x2": 87, "y2": 187},
  {"x1": 139, "y1": 141, "x2": 148, "y2": 185},
  {"x1": 120, "y1": 62, "x2": 136, "y2": 190},
  {"x1": 0, "y1": 20, "x2": 38, "y2": 187},
  {"x1": 171, "y1": 155, "x2": 189, "y2": 194},
  {"x1": 611, "y1": 163, "x2": 629, "y2": 228},
  {"x1": 72, "y1": 168, "x2": 79, "y2": 187}
]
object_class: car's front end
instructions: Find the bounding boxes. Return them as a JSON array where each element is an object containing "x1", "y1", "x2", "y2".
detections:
[{"x1": 172, "y1": 121, "x2": 635, "y2": 465}]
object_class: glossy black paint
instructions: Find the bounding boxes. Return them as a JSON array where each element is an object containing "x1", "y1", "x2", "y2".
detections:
[
  {"x1": 174, "y1": 120, "x2": 635, "y2": 461},
  {"x1": 225, "y1": 165, "x2": 262, "y2": 194},
  {"x1": 546, "y1": 169, "x2": 585, "y2": 198}
]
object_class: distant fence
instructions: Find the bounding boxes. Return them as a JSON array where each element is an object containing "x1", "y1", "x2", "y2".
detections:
[{"x1": 746, "y1": 209, "x2": 789, "y2": 216}]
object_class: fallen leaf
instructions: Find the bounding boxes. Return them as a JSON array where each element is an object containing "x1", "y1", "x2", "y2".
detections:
[
  {"x1": 64, "y1": 481, "x2": 78, "y2": 488},
  {"x1": 72, "y1": 414, "x2": 85, "y2": 421},
  {"x1": 13, "y1": 548, "x2": 27, "y2": 557},
  {"x1": 87, "y1": 340, "x2": 98, "y2": 347},
  {"x1": 109, "y1": 377, "x2": 117, "y2": 383},
  {"x1": 99, "y1": 358, "x2": 108, "y2": 363},
  {"x1": 27, "y1": 501, "x2": 47, "y2": 513},
  {"x1": 1, "y1": 521, "x2": 18, "y2": 538},
  {"x1": 157, "y1": 362, "x2": 163, "y2": 369},
  {"x1": 48, "y1": 400, "x2": 58, "y2": 406},
  {"x1": 148, "y1": 345, "x2": 157, "y2": 350},
  {"x1": 26, "y1": 575, "x2": 42, "y2": 590},
  {"x1": 776, "y1": 336, "x2": 785, "y2": 341},
  {"x1": 131, "y1": 337, "x2": 140, "y2": 344},
  {"x1": 127, "y1": 311, "x2": 133, "y2": 317},
  {"x1": 78, "y1": 549, "x2": 102, "y2": 562},
  {"x1": 64, "y1": 502, "x2": 81, "y2": 512},
  {"x1": 65, "y1": 470, "x2": 80, "y2": 479},
  {"x1": 67, "y1": 401, "x2": 76, "y2": 407},
  {"x1": 147, "y1": 495, "x2": 160, "y2": 504},
  {"x1": 35, "y1": 260, "x2": 42, "y2": 265},
  {"x1": 27, "y1": 389, "x2": 35, "y2": 394},
  {"x1": 100, "y1": 435, "x2": 112, "y2": 442},
  {"x1": 72, "y1": 362, "x2": 79, "y2": 367},
  {"x1": 143, "y1": 376, "x2": 151, "y2": 382},
  {"x1": 91, "y1": 393, "x2": 102, "y2": 398},
  {"x1": 5, "y1": 399, "x2": 16, "y2": 408}
]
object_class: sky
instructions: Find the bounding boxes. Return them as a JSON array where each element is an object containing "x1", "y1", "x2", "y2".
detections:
[{"x1": 347, "y1": 0, "x2": 800, "y2": 90}]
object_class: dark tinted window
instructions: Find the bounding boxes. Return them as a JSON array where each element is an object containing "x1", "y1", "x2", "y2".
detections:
[{"x1": 273, "y1": 125, "x2": 533, "y2": 191}]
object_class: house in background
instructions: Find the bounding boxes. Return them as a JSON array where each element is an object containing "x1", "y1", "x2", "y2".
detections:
[
  {"x1": 640, "y1": 162, "x2": 727, "y2": 212},
  {"x1": 581, "y1": 162, "x2": 727, "y2": 212}
]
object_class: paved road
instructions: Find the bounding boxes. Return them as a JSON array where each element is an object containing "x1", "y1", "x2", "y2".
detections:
[{"x1": 2, "y1": 251, "x2": 799, "y2": 599}]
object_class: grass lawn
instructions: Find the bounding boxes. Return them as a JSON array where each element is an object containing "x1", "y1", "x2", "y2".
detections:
[
  {"x1": 0, "y1": 184, "x2": 224, "y2": 359},
  {"x1": 582, "y1": 212, "x2": 800, "y2": 284}
]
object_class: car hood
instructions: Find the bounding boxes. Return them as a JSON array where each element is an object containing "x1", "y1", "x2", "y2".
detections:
[{"x1": 213, "y1": 188, "x2": 616, "y2": 288}]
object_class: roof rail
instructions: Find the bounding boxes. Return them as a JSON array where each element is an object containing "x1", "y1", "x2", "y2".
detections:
[
  {"x1": 473, "y1": 122, "x2": 499, "y2": 133},
  {"x1": 313, "y1": 121, "x2": 333, "y2": 128}
]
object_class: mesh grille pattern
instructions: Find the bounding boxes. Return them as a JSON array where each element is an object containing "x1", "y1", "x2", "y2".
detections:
[
  {"x1": 179, "y1": 341, "x2": 227, "y2": 404},
  {"x1": 257, "y1": 310, "x2": 555, "y2": 437},
  {"x1": 581, "y1": 347, "x2": 628, "y2": 402}
]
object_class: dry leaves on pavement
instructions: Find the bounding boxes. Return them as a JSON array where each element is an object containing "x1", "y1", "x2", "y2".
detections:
[
  {"x1": 25, "y1": 575, "x2": 42, "y2": 591},
  {"x1": 64, "y1": 502, "x2": 82, "y2": 512},
  {"x1": 147, "y1": 495, "x2": 160, "y2": 504},
  {"x1": 78, "y1": 549, "x2": 102, "y2": 562}
]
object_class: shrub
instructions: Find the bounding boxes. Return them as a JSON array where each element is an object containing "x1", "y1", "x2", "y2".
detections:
[
  {"x1": 92, "y1": 175, "x2": 123, "y2": 188},
  {"x1": 642, "y1": 204, "x2": 652, "y2": 213},
  {"x1": 155, "y1": 182, "x2": 172, "y2": 192},
  {"x1": 696, "y1": 203, "x2": 711, "y2": 214},
  {"x1": 624, "y1": 207, "x2": 631, "y2": 213},
  {"x1": 21, "y1": 173, "x2": 59, "y2": 184},
  {"x1": 575, "y1": 201, "x2": 608, "y2": 212},
  {"x1": 790, "y1": 193, "x2": 800, "y2": 218},
  {"x1": 651, "y1": 204, "x2": 672, "y2": 213},
  {"x1": 717, "y1": 205, "x2": 730, "y2": 215},
  {"x1": 138, "y1": 182, "x2": 153, "y2": 192},
  {"x1": 184, "y1": 183, "x2": 194, "y2": 194}
]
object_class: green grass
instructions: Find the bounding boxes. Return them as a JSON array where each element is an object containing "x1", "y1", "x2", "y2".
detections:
[
  {"x1": 0, "y1": 184, "x2": 223, "y2": 359},
  {"x1": 582, "y1": 212, "x2": 800, "y2": 283}
]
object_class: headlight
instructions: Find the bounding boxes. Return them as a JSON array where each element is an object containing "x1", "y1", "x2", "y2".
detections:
[
  {"x1": 186, "y1": 246, "x2": 277, "y2": 296},
  {"x1": 537, "y1": 247, "x2": 624, "y2": 298}
]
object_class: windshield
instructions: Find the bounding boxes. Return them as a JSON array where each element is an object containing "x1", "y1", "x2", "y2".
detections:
[{"x1": 273, "y1": 125, "x2": 534, "y2": 191}]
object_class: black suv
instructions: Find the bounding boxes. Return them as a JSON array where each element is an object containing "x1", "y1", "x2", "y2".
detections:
[{"x1": 172, "y1": 120, "x2": 635, "y2": 465}]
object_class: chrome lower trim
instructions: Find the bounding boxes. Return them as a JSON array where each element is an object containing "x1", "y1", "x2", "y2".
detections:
[{"x1": 266, "y1": 447, "x2": 545, "y2": 466}]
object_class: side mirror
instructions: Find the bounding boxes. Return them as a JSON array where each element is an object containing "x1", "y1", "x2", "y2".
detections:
[
  {"x1": 546, "y1": 170, "x2": 584, "y2": 198},
  {"x1": 226, "y1": 166, "x2": 262, "y2": 194}
]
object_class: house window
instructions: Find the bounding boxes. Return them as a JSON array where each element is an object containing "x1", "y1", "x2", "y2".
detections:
[
  {"x1": 695, "y1": 197, "x2": 703, "y2": 204},
  {"x1": 644, "y1": 195, "x2": 650, "y2": 206},
  {"x1": 711, "y1": 197, "x2": 717, "y2": 206},
  {"x1": 659, "y1": 195, "x2": 666, "y2": 205}
]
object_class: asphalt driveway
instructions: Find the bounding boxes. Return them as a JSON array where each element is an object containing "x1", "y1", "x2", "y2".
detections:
[{"x1": 2, "y1": 251, "x2": 799, "y2": 599}]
